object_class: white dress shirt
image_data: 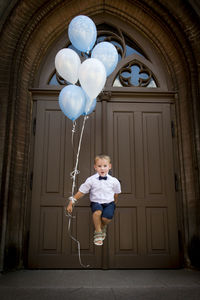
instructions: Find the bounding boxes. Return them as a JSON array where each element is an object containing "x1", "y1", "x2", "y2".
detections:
[{"x1": 79, "y1": 173, "x2": 121, "y2": 204}]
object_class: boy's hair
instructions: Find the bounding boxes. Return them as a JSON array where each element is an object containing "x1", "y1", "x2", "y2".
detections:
[{"x1": 94, "y1": 154, "x2": 111, "y2": 164}]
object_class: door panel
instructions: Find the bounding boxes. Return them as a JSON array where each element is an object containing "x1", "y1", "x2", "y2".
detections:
[
  {"x1": 115, "y1": 207, "x2": 138, "y2": 253},
  {"x1": 146, "y1": 207, "x2": 169, "y2": 254},
  {"x1": 107, "y1": 102, "x2": 179, "y2": 268},
  {"x1": 39, "y1": 207, "x2": 63, "y2": 254}
]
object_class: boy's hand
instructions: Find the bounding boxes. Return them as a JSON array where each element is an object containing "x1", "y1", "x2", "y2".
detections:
[{"x1": 66, "y1": 202, "x2": 73, "y2": 214}]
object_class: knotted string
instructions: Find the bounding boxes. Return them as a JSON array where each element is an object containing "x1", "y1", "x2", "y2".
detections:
[
  {"x1": 71, "y1": 120, "x2": 76, "y2": 150},
  {"x1": 64, "y1": 115, "x2": 90, "y2": 268}
]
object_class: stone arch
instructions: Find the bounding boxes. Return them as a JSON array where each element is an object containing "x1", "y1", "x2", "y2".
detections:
[
  {"x1": 36, "y1": 14, "x2": 169, "y2": 90},
  {"x1": 0, "y1": 0, "x2": 199, "y2": 269}
]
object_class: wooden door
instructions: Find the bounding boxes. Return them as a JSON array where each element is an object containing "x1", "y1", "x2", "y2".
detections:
[
  {"x1": 28, "y1": 100, "x2": 102, "y2": 268},
  {"x1": 28, "y1": 98, "x2": 180, "y2": 268},
  {"x1": 107, "y1": 102, "x2": 179, "y2": 268}
]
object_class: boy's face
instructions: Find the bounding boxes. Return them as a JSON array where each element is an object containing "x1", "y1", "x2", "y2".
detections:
[{"x1": 94, "y1": 158, "x2": 111, "y2": 177}]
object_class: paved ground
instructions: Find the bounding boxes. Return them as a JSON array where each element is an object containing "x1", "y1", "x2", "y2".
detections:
[{"x1": 0, "y1": 269, "x2": 200, "y2": 299}]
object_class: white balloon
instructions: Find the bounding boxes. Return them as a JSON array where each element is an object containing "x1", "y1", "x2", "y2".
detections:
[
  {"x1": 55, "y1": 48, "x2": 81, "y2": 84},
  {"x1": 79, "y1": 58, "x2": 106, "y2": 99}
]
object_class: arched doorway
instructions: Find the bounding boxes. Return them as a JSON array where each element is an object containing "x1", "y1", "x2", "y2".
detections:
[{"x1": 28, "y1": 16, "x2": 180, "y2": 268}]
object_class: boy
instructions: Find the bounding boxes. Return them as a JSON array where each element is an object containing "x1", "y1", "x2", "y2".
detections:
[{"x1": 66, "y1": 154, "x2": 121, "y2": 246}]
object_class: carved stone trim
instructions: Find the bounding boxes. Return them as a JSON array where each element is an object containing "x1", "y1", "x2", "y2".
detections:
[
  {"x1": 117, "y1": 60, "x2": 157, "y2": 87},
  {"x1": 98, "y1": 91, "x2": 112, "y2": 101},
  {"x1": 48, "y1": 25, "x2": 147, "y2": 86}
]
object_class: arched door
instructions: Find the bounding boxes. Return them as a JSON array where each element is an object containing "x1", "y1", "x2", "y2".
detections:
[{"x1": 28, "y1": 21, "x2": 180, "y2": 268}]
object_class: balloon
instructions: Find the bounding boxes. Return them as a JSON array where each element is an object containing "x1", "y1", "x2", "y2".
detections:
[
  {"x1": 83, "y1": 92, "x2": 97, "y2": 115},
  {"x1": 79, "y1": 58, "x2": 106, "y2": 99},
  {"x1": 59, "y1": 85, "x2": 86, "y2": 121},
  {"x1": 68, "y1": 15, "x2": 97, "y2": 52},
  {"x1": 55, "y1": 48, "x2": 81, "y2": 84},
  {"x1": 91, "y1": 42, "x2": 118, "y2": 76}
]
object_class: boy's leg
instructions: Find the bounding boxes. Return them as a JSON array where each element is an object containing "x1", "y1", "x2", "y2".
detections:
[
  {"x1": 91, "y1": 202, "x2": 103, "y2": 232},
  {"x1": 91, "y1": 203, "x2": 104, "y2": 246},
  {"x1": 101, "y1": 218, "x2": 110, "y2": 240},
  {"x1": 101, "y1": 202, "x2": 116, "y2": 239},
  {"x1": 92, "y1": 210, "x2": 103, "y2": 232},
  {"x1": 101, "y1": 217, "x2": 111, "y2": 226},
  {"x1": 101, "y1": 202, "x2": 116, "y2": 226}
]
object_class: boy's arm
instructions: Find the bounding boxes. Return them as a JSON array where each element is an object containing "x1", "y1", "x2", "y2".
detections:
[
  {"x1": 114, "y1": 193, "x2": 119, "y2": 205},
  {"x1": 66, "y1": 191, "x2": 85, "y2": 213},
  {"x1": 72, "y1": 191, "x2": 85, "y2": 201}
]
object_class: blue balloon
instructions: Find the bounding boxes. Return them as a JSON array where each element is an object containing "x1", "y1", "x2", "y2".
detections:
[
  {"x1": 83, "y1": 93, "x2": 97, "y2": 115},
  {"x1": 68, "y1": 15, "x2": 97, "y2": 53},
  {"x1": 59, "y1": 85, "x2": 86, "y2": 121},
  {"x1": 91, "y1": 42, "x2": 118, "y2": 76},
  {"x1": 86, "y1": 98, "x2": 97, "y2": 115}
]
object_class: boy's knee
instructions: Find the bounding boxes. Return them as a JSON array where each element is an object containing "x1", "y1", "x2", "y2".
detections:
[
  {"x1": 102, "y1": 217, "x2": 112, "y2": 223},
  {"x1": 93, "y1": 210, "x2": 102, "y2": 217}
]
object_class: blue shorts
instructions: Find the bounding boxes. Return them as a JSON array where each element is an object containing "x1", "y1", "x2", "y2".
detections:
[{"x1": 90, "y1": 201, "x2": 116, "y2": 219}]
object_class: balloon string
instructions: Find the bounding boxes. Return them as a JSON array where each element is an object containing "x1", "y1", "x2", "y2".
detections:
[
  {"x1": 65, "y1": 115, "x2": 90, "y2": 269},
  {"x1": 71, "y1": 120, "x2": 77, "y2": 150},
  {"x1": 70, "y1": 115, "x2": 88, "y2": 196},
  {"x1": 64, "y1": 210, "x2": 90, "y2": 268}
]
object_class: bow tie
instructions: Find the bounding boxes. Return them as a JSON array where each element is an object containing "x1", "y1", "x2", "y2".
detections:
[{"x1": 99, "y1": 176, "x2": 107, "y2": 180}]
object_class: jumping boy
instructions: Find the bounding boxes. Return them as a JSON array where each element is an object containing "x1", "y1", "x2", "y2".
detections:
[{"x1": 66, "y1": 154, "x2": 121, "y2": 246}]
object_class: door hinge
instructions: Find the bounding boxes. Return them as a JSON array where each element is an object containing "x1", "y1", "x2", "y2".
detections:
[
  {"x1": 174, "y1": 173, "x2": 179, "y2": 192},
  {"x1": 33, "y1": 118, "x2": 36, "y2": 136},
  {"x1": 30, "y1": 172, "x2": 33, "y2": 190},
  {"x1": 171, "y1": 121, "x2": 175, "y2": 138}
]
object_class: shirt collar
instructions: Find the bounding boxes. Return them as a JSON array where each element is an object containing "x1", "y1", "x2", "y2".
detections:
[{"x1": 95, "y1": 173, "x2": 110, "y2": 179}]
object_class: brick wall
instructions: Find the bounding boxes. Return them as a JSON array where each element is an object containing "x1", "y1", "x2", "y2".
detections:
[{"x1": 0, "y1": 0, "x2": 199, "y2": 270}]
